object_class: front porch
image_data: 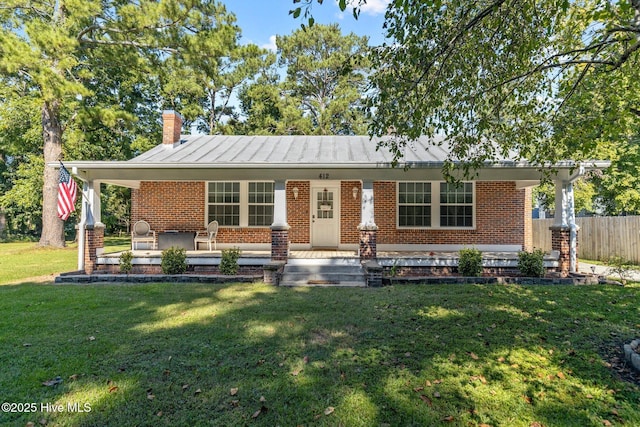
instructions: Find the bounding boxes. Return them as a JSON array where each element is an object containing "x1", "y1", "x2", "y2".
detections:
[{"x1": 66, "y1": 248, "x2": 563, "y2": 286}]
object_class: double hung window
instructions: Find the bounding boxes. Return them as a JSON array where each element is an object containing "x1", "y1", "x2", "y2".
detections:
[
  {"x1": 207, "y1": 181, "x2": 274, "y2": 227},
  {"x1": 397, "y1": 181, "x2": 474, "y2": 228}
]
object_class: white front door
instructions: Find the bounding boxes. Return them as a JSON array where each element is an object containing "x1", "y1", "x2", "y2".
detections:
[{"x1": 311, "y1": 185, "x2": 340, "y2": 248}]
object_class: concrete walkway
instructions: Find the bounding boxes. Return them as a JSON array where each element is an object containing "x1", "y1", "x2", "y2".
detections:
[{"x1": 579, "y1": 261, "x2": 640, "y2": 283}]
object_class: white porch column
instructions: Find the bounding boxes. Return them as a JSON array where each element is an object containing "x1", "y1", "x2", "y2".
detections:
[
  {"x1": 272, "y1": 180, "x2": 289, "y2": 228},
  {"x1": 270, "y1": 180, "x2": 290, "y2": 261},
  {"x1": 77, "y1": 182, "x2": 89, "y2": 271},
  {"x1": 358, "y1": 180, "x2": 378, "y2": 260},
  {"x1": 551, "y1": 179, "x2": 578, "y2": 274},
  {"x1": 359, "y1": 180, "x2": 376, "y2": 228},
  {"x1": 78, "y1": 179, "x2": 105, "y2": 273}
]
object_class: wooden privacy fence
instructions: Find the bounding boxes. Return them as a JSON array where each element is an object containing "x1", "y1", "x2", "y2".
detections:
[{"x1": 533, "y1": 217, "x2": 640, "y2": 263}]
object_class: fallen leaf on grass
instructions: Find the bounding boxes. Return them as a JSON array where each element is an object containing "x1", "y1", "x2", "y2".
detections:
[
  {"x1": 324, "y1": 406, "x2": 335, "y2": 415},
  {"x1": 468, "y1": 352, "x2": 479, "y2": 360},
  {"x1": 147, "y1": 388, "x2": 155, "y2": 400},
  {"x1": 442, "y1": 415, "x2": 455, "y2": 422},
  {"x1": 303, "y1": 355, "x2": 309, "y2": 364},
  {"x1": 602, "y1": 421, "x2": 612, "y2": 426},
  {"x1": 419, "y1": 395, "x2": 433, "y2": 406},
  {"x1": 182, "y1": 384, "x2": 189, "y2": 391},
  {"x1": 557, "y1": 372, "x2": 566, "y2": 380},
  {"x1": 230, "y1": 387, "x2": 238, "y2": 396},
  {"x1": 252, "y1": 406, "x2": 268, "y2": 418},
  {"x1": 88, "y1": 336, "x2": 96, "y2": 341},
  {"x1": 413, "y1": 386, "x2": 424, "y2": 392},
  {"x1": 194, "y1": 388, "x2": 201, "y2": 395},
  {"x1": 291, "y1": 369, "x2": 302, "y2": 376},
  {"x1": 433, "y1": 392, "x2": 441, "y2": 398},
  {"x1": 470, "y1": 375, "x2": 487, "y2": 384}
]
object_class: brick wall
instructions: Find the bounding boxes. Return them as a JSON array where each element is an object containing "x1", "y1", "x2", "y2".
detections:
[
  {"x1": 132, "y1": 182, "x2": 204, "y2": 231},
  {"x1": 132, "y1": 181, "x2": 270, "y2": 244},
  {"x1": 375, "y1": 181, "x2": 530, "y2": 248},
  {"x1": 132, "y1": 180, "x2": 532, "y2": 249},
  {"x1": 287, "y1": 181, "x2": 310, "y2": 244},
  {"x1": 341, "y1": 181, "x2": 361, "y2": 244}
]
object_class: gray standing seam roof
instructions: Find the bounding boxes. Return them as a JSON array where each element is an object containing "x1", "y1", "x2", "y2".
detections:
[{"x1": 131, "y1": 135, "x2": 461, "y2": 166}]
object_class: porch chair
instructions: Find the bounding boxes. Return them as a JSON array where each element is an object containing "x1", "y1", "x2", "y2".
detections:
[
  {"x1": 194, "y1": 220, "x2": 218, "y2": 251},
  {"x1": 131, "y1": 220, "x2": 157, "y2": 250}
]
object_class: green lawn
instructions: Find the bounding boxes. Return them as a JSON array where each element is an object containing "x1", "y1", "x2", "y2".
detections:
[
  {"x1": 0, "y1": 237, "x2": 129, "y2": 285},
  {"x1": 1, "y1": 242, "x2": 639, "y2": 426},
  {"x1": 0, "y1": 280, "x2": 639, "y2": 426}
]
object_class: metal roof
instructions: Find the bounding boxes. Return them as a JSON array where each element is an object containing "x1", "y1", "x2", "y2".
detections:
[
  {"x1": 132, "y1": 134, "x2": 516, "y2": 165},
  {"x1": 58, "y1": 135, "x2": 609, "y2": 187}
]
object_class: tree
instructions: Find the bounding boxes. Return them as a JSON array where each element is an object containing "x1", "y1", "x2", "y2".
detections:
[
  {"x1": 292, "y1": 1, "x2": 640, "y2": 171},
  {"x1": 238, "y1": 70, "x2": 314, "y2": 135},
  {"x1": 278, "y1": 24, "x2": 369, "y2": 135},
  {"x1": 239, "y1": 24, "x2": 370, "y2": 136},
  {"x1": 160, "y1": 20, "x2": 275, "y2": 135},
  {"x1": 0, "y1": 0, "x2": 237, "y2": 247}
]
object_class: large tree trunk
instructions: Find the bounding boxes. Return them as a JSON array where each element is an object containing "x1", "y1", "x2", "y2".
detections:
[{"x1": 39, "y1": 100, "x2": 66, "y2": 247}]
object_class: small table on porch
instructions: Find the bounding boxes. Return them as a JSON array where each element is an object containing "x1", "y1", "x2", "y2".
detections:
[{"x1": 158, "y1": 231, "x2": 195, "y2": 251}]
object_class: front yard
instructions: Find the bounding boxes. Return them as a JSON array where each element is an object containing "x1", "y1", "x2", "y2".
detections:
[{"x1": 0, "y1": 279, "x2": 639, "y2": 426}]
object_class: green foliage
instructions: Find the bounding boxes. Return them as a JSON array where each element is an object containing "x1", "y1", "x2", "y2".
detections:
[
  {"x1": 458, "y1": 248, "x2": 483, "y2": 277},
  {"x1": 118, "y1": 251, "x2": 133, "y2": 274},
  {"x1": 517, "y1": 249, "x2": 546, "y2": 278},
  {"x1": 293, "y1": 1, "x2": 640, "y2": 178},
  {"x1": 0, "y1": 154, "x2": 45, "y2": 238},
  {"x1": 219, "y1": 247, "x2": 241, "y2": 275},
  {"x1": 239, "y1": 24, "x2": 370, "y2": 136},
  {"x1": 0, "y1": 0, "x2": 243, "y2": 246},
  {"x1": 161, "y1": 247, "x2": 187, "y2": 275}
]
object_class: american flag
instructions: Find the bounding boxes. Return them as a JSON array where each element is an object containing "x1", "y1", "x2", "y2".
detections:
[{"x1": 57, "y1": 163, "x2": 78, "y2": 221}]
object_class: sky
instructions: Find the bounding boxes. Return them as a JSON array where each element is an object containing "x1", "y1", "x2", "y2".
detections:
[{"x1": 222, "y1": 0, "x2": 391, "y2": 50}]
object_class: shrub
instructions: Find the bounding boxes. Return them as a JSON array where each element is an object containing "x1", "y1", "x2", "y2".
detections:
[
  {"x1": 119, "y1": 251, "x2": 133, "y2": 274},
  {"x1": 220, "y1": 247, "x2": 241, "y2": 275},
  {"x1": 458, "y1": 248, "x2": 483, "y2": 276},
  {"x1": 518, "y1": 249, "x2": 545, "y2": 277},
  {"x1": 605, "y1": 255, "x2": 633, "y2": 285},
  {"x1": 161, "y1": 247, "x2": 188, "y2": 274}
]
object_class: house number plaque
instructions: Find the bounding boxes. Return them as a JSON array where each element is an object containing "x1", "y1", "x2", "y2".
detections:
[{"x1": 318, "y1": 173, "x2": 330, "y2": 179}]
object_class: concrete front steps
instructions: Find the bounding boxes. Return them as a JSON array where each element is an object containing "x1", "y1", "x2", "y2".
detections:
[{"x1": 280, "y1": 258, "x2": 366, "y2": 287}]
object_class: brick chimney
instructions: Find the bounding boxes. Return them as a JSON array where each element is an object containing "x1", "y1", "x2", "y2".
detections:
[{"x1": 162, "y1": 110, "x2": 183, "y2": 145}]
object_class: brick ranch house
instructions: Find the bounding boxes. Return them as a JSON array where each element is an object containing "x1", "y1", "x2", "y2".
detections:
[{"x1": 58, "y1": 111, "x2": 608, "y2": 279}]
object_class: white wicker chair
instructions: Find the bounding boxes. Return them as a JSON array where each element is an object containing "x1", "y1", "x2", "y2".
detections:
[{"x1": 194, "y1": 220, "x2": 218, "y2": 251}]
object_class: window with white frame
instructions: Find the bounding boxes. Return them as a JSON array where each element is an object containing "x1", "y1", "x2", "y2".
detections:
[
  {"x1": 207, "y1": 181, "x2": 274, "y2": 227},
  {"x1": 207, "y1": 182, "x2": 240, "y2": 226},
  {"x1": 397, "y1": 181, "x2": 474, "y2": 228},
  {"x1": 398, "y1": 182, "x2": 432, "y2": 227},
  {"x1": 440, "y1": 182, "x2": 473, "y2": 227},
  {"x1": 248, "y1": 182, "x2": 274, "y2": 226}
]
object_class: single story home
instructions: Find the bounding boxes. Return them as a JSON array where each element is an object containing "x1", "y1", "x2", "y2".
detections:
[{"x1": 59, "y1": 111, "x2": 608, "y2": 278}]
